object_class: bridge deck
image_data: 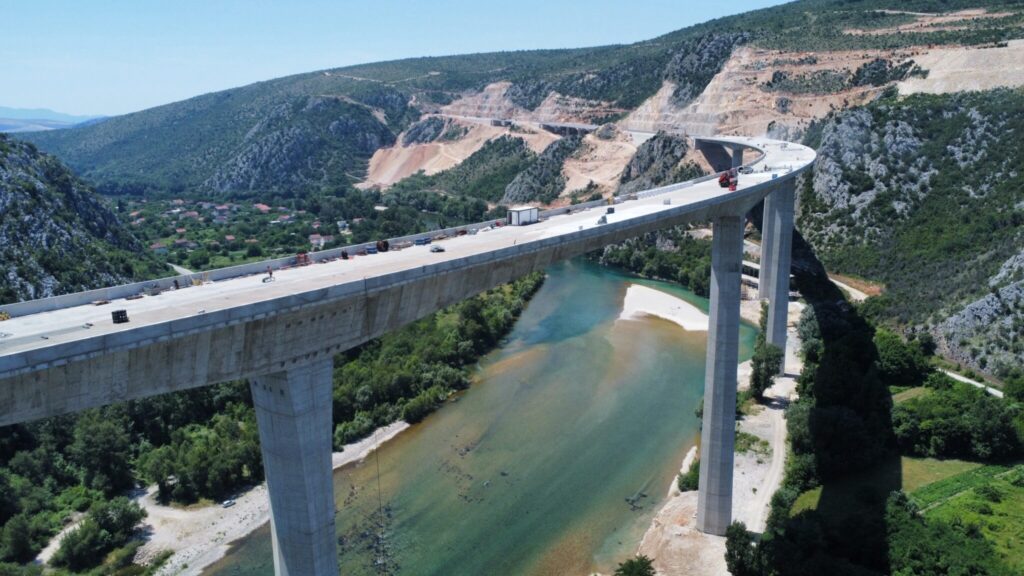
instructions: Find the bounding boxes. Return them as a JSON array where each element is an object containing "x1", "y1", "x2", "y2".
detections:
[{"x1": 0, "y1": 137, "x2": 814, "y2": 376}]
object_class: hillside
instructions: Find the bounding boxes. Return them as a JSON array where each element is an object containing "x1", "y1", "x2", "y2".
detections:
[
  {"x1": 798, "y1": 88, "x2": 1024, "y2": 378},
  {"x1": 20, "y1": 0, "x2": 1023, "y2": 198},
  {"x1": 0, "y1": 134, "x2": 165, "y2": 304}
]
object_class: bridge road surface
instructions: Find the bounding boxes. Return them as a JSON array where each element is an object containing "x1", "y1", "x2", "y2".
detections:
[
  {"x1": 0, "y1": 137, "x2": 810, "y2": 365},
  {"x1": 0, "y1": 136, "x2": 814, "y2": 573}
]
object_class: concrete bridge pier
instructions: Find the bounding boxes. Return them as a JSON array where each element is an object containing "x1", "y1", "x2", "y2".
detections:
[
  {"x1": 764, "y1": 180, "x2": 795, "y2": 362},
  {"x1": 730, "y1": 147, "x2": 744, "y2": 169},
  {"x1": 696, "y1": 214, "x2": 744, "y2": 536},
  {"x1": 250, "y1": 358, "x2": 339, "y2": 576},
  {"x1": 757, "y1": 193, "x2": 777, "y2": 301}
]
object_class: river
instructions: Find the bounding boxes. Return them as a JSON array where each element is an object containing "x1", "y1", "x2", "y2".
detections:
[{"x1": 205, "y1": 259, "x2": 756, "y2": 575}]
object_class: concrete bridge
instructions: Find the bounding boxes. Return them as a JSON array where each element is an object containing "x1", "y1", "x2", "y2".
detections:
[{"x1": 0, "y1": 136, "x2": 814, "y2": 575}]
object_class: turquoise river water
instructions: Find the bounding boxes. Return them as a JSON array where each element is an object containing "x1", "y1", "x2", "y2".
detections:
[{"x1": 205, "y1": 259, "x2": 756, "y2": 576}]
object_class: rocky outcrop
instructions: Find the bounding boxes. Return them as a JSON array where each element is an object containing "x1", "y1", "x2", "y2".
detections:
[
  {"x1": 402, "y1": 116, "x2": 447, "y2": 145},
  {"x1": 800, "y1": 107, "x2": 930, "y2": 249},
  {"x1": 938, "y1": 279, "x2": 1024, "y2": 375},
  {"x1": 204, "y1": 95, "x2": 395, "y2": 193},
  {"x1": 664, "y1": 32, "x2": 750, "y2": 107},
  {"x1": 618, "y1": 132, "x2": 702, "y2": 194},
  {"x1": 501, "y1": 136, "x2": 582, "y2": 205},
  {"x1": 797, "y1": 91, "x2": 1024, "y2": 376},
  {"x1": 0, "y1": 135, "x2": 159, "y2": 304}
]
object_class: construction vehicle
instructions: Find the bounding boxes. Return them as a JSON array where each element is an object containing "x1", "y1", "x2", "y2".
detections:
[{"x1": 718, "y1": 169, "x2": 739, "y2": 191}]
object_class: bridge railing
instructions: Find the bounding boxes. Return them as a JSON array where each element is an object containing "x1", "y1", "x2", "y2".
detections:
[{"x1": 0, "y1": 139, "x2": 770, "y2": 319}]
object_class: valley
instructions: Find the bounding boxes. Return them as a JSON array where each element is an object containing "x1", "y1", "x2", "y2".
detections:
[{"x1": 1, "y1": 1, "x2": 1024, "y2": 575}]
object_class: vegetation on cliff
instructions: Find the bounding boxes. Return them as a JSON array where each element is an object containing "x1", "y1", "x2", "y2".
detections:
[
  {"x1": 0, "y1": 134, "x2": 166, "y2": 305},
  {"x1": 799, "y1": 88, "x2": 1024, "y2": 377}
]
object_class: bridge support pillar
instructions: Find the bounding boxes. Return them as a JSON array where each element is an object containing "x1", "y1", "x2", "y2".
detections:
[
  {"x1": 731, "y1": 147, "x2": 744, "y2": 169},
  {"x1": 757, "y1": 194, "x2": 777, "y2": 301},
  {"x1": 765, "y1": 180, "x2": 795, "y2": 369},
  {"x1": 697, "y1": 214, "x2": 743, "y2": 536},
  {"x1": 250, "y1": 358, "x2": 338, "y2": 576}
]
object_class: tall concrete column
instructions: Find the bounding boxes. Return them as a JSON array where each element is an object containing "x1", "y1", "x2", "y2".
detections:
[
  {"x1": 730, "y1": 147, "x2": 744, "y2": 169},
  {"x1": 250, "y1": 359, "x2": 338, "y2": 576},
  {"x1": 697, "y1": 214, "x2": 743, "y2": 536},
  {"x1": 765, "y1": 179, "x2": 796, "y2": 364},
  {"x1": 757, "y1": 193, "x2": 778, "y2": 301}
]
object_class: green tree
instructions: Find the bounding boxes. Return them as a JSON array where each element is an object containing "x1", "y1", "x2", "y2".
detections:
[
  {"x1": 725, "y1": 521, "x2": 762, "y2": 576},
  {"x1": 614, "y1": 555, "x2": 656, "y2": 576},
  {"x1": 1004, "y1": 371, "x2": 1024, "y2": 403},
  {"x1": 68, "y1": 409, "x2": 134, "y2": 496},
  {"x1": 750, "y1": 303, "x2": 784, "y2": 401},
  {"x1": 51, "y1": 497, "x2": 146, "y2": 572},
  {"x1": 188, "y1": 249, "x2": 211, "y2": 269},
  {"x1": 677, "y1": 458, "x2": 700, "y2": 492},
  {"x1": 0, "y1": 515, "x2": 33, "y2": 563},
  {"x1": 874, "y1": 329, "x2": 930, "y2": 387},
  {"x1": 0, "y1": 563, "x2": 42, "y2": 576}
]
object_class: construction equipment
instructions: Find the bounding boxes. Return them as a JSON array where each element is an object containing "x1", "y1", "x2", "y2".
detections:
[
  {"x1": 718, "y1": 169, "x2": 739, "y2": 191},
  {"x1": 295, "y1": 252, "x2": 311, "y2": 266}
]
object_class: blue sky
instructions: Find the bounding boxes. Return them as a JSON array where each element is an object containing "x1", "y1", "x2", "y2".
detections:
[{"x1": 1, "y1": 0, "x2": 787, "y2": 116}]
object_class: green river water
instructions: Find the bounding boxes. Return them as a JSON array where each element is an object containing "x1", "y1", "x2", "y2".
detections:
[{"x1": 205, "y1": 259, "x2": 756, "y2": 576}]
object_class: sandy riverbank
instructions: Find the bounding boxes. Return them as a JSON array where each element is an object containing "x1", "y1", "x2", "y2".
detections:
[
  {"x1": 135, "y1": 421, "x2": 410, "y2": 576},
  {"x1": 635, "y1": 301, "x2": 804, "y2": 575},
  {"x1": 620, "y1": 284, "x2": 709, "y2": 331}
]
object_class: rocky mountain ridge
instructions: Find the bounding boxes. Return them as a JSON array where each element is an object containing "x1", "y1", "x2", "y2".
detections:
[
  {"x1": 798, "y1": 89, "x2": 1024, "y2": 377},
  {"x1": 0, "y1": 134, "x2": 164, "y2": 305}
]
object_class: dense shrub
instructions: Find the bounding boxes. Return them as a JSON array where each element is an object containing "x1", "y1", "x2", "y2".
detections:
[
  {"x1": 892, "y1": 382, "x2": 1022, "y2": 461},
  {"x1": 50, "y1": 498, "x2": 146, "y2": 572}
]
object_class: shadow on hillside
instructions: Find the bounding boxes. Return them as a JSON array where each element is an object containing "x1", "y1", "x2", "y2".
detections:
[{"x1": 751, "y1": 200, "x2": 900, "y2": 574}]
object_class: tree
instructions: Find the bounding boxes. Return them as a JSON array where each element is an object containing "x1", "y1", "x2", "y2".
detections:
[
  {"x1": 751, "y1": 342, "x2": 784, "y2": 401},
  {"x1": 677, "y1": 458, "x2": 700, "y2": 492},
  {"x1": 51, "y1": 497, "x2": 146, "y2": 572},
  {"x1": 0, "y1": 515, "x2": 33, "y2": 563},
  {"x1": 188, "y1": 249, "x2": 211, "y2": 269},
  {"x1": 614, "y1": 555, "x2": 656, "y2": 576},
  {"x1": 750, "y1": 303, "x2": 784, "y2": 401},
  {"x1": 725, "y1": 521, "x2": 762, "y2": 576},
  {"x1": 1003, "y1": 371, "x2": 1024, "y2": 403},
  {"x1": 68, "y1": 409, "x2": 134, "y2": 495},
  {"x1": 874, "y1": 329, "x2": 930, "y2": 387}
]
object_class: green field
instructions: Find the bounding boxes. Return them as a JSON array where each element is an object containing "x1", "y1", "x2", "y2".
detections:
[
  {"x1": 792, "y1": 458, "x2": 1024, "y2": 572},
  {"x1": 923, "y1": 465, "x2": 1024, "y2": 572},
  {"x1": 792, "y1": 456, "x2": 983, "y2": 515}
]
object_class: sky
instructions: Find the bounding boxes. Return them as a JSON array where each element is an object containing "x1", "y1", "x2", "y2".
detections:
[{"x1": 1, "y1": 0, "x2": 788, "y2": 116}]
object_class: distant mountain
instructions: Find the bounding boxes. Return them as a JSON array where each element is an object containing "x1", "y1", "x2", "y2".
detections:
[
  {"x1": 0, "y1": 107, "x2": 106, "y2": 134},
  {"x1": 0, "y1": 106, "x2": 102, "y2": 124},
  {"x1": 21, "y1": 0, "x2": 1022, "y2": 197},
  {"x1": 0, "y1": 118, "x2": 77, "y2": 133},
  {"x1": 0, "y1": 134, "x2": 166, "y2": 304}
]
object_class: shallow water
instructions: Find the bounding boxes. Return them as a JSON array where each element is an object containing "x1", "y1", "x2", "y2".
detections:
[{"x1": 205, "y1": 259, "x2": 756, "y2": 576}]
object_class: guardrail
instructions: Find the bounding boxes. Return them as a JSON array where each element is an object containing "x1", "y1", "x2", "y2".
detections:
[{"x1": 0, "y1": 140, "x2": 769, "y2": 319}]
